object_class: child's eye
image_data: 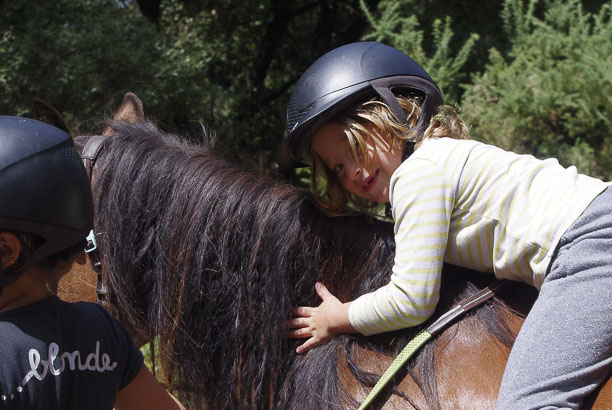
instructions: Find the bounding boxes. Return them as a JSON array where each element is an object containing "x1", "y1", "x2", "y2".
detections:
[{"x1": 332, "y1": 164, "x2": 343, "y2": 173}]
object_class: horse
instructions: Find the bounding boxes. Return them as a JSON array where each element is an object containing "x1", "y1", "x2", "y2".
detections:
[{"x1": 45, "y1": 94, "x2": 610, "y2": 409}]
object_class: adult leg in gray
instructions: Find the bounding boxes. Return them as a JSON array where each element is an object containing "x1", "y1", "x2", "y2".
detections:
[{"x1": 496, "y1": 187, "x2": 612, "y2": 409}]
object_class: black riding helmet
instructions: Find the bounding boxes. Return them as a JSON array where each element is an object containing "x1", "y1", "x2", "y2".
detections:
[
  {"x1": 277, "y1": 41, "x2": 443, "y2": 168},
  {"x1": 0, "y1": 116, "x2": 93, "y2": 287}
]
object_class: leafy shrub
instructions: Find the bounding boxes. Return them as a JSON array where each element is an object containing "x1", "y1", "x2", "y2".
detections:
[{"x1": 461, "y1": 0, "x2": 612, "y2": 179}]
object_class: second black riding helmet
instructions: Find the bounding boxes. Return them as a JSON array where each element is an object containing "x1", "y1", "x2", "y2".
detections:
[
  {"x1": 278, "y1": 41, "x2": 443, "y2": 169},
  {"x1": 0, "y1": 116, "x2": 93, "y2": 287}
]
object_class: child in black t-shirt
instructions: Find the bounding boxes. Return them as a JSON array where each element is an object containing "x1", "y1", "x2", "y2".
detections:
[{"x1": 0, "y1": 116, "x2": 183, "y2": 410}]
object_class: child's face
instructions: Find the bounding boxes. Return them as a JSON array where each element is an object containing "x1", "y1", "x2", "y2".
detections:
[{"x1": 312, "y1": 122, "x2": 402, "y2": 203}]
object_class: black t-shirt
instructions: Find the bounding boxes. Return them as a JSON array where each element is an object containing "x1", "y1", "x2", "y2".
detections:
[{"x1": 0, "y1": 296, "x2": 143, "y2": 410}]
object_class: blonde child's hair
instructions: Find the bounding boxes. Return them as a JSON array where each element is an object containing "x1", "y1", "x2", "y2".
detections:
[{"x1": 311, "y1": 95, "x2": 470, "y2": 215}]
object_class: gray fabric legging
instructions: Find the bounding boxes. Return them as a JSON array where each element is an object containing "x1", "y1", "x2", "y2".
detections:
[{"x1": 496, "y1": 186, "x2": 612, "y2": 410}]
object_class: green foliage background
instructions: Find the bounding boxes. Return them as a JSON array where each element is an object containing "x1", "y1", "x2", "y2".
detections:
[
  {"x1": 1, "y1": 0, "x2": 611, "y2": 180},
  {"x1": 462, "y1": 0, "x2": 612, "y2": 179}
]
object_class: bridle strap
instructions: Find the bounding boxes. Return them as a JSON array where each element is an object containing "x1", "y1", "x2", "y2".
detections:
[
  {"x1": 80, "y1": 134, "x2": 110, "y2": 304},
  {"x1": 81, "y1": 135, "x2": 109, "y2": 179},
  {"x1": 358, "y1": 279, "x2": 511, "y2": 410}
]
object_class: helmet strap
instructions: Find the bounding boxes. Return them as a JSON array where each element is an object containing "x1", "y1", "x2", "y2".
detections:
[
  {"x1": 370, "y1": 80, "x2": 417, "y2": 161},
  {"x1": 370, "y1": 81, "x2": 409, "y2": 127}
]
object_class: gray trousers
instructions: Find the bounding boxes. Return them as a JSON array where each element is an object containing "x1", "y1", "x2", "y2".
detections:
[{"x1": 496, "y1": 186, "x2": 612, "y2": 410}]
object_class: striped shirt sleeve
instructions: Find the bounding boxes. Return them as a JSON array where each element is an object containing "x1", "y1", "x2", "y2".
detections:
[{"x1": 348, "y1": 158, "x2": 454, "y2": 335}]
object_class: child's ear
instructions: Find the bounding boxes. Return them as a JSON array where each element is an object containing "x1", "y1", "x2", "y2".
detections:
[{"x1": 0, "y1": 231, "x2": 21, "y2": 268}]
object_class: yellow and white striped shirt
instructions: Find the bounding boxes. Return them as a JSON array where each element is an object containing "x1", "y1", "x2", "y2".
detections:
[{"x1": 348, "y1": 137, "x2": 608, "y2": 335}]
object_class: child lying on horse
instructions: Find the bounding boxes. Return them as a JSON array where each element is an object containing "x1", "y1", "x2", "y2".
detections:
[{"x1": 280, "y1": 42, "x2": 612, "y2": 409}]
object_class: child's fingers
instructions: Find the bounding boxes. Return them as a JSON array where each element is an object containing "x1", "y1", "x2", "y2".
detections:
[
  {"x1": 288, "y1": 317, "x2": 310, "y2": 328},
  {"x1": 315, "y1": 282, "x2": 333, "y2": 300},
  {"x1": 291, "y1": 306, "x2": 313, "y2": 317},
  {"x1": 288, "y1": 327, "x2": 312, "y2": 339},
  {"x1": 296, "y1": 337, "x2": 319, "y2": 354}
]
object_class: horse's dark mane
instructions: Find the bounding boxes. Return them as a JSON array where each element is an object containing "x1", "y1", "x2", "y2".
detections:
[{"x1": 77, "y1": 120, "x2": 520, "y2": 409}]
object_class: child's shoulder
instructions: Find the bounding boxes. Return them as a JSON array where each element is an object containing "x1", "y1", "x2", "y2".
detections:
[
  {"x1": 416, "y1": 137, "x2": 507, "y2": 161},
  {"x1": 0, "y1": 297, "x2": 118, "y2": 338},
  {"x1": 0, "y1": 295, "x2": 61, "y2": 318},
  {"x1": 420, "y1": 137, "x2": 481, "y2": 150},
  {"x1": 0, "y1": 296, "x2": 110, "y2": 318},
  {"x1": 410, "y1": 137, "x2": 479, "y2": 163},
  {"x1": 21, "y1": 297, "x2": 117, "y2": 325},
  {"x1": 66, "y1": 299, "x2": 115, "y2": 319}
]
